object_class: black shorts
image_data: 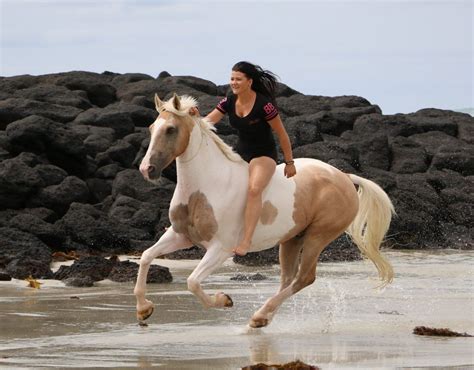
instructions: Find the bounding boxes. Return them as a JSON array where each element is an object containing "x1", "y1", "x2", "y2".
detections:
[{"x1": 237, "y1": 142, "x2": 278, "y2": 164}]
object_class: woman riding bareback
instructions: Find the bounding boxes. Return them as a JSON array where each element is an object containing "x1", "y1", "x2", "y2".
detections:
[{"x1": 203, "y1": 61, "x2": 296, "y2": 256}]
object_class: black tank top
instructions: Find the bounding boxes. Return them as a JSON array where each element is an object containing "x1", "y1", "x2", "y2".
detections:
[{"x1": 216, "y1": 93, "x2": 278, "y2": 162}]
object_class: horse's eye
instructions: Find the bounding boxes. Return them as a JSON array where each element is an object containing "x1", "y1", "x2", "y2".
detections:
[{"x1": 166, "y1": 126, "x2": 176, "y2": 135}]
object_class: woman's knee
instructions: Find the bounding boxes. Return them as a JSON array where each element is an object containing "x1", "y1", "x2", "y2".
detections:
[{"x1": 247, "y1": 183, "x2": 265, "y2": 198}]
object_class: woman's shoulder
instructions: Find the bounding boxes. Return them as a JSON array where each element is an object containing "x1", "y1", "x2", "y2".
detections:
[
  {"x1": 222, "y1": 92, "x2": 236, "y2": 105},
  {"x1": 255, "y1": 92, "x2": 278, "y2": 120},
  {"x1": 256, "y1": 91, "x2": 273, "y2": 102}
]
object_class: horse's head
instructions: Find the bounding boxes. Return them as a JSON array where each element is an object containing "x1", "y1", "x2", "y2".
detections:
[{"x1": 139, "y1": 93, "x2": 196, "y2": 183}]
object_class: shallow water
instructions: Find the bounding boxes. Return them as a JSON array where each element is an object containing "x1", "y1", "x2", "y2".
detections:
[{"x1": 0, "y1": 250, "x2": 473, "y2": 369}]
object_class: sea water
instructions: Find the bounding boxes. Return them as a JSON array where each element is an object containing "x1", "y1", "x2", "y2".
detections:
[{"x1": 0, "y1": 250, "x2": 472, "y2": 369}]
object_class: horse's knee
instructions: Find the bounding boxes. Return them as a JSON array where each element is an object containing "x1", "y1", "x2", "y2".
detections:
[{"x1": 140, "y1": 250, "x2": 154, "y2": 266}]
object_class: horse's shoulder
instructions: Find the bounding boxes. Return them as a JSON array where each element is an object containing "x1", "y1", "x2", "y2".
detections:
[{"x1": 169, "y1": 190, "x2": 218, "y2": 243}]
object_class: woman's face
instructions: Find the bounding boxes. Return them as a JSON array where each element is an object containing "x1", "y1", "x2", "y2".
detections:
[{"x1": 230, "y1": 70, "x2": 252, "y2": 95}]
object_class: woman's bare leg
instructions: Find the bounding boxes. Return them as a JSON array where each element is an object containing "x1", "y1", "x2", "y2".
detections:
[{"x1": 233, "y1": 156, "x2": 276, "y2": 256}]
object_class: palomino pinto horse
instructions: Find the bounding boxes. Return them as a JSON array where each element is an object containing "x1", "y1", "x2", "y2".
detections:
[{"x1": 134, "y1": 94, "x2": 394, "y2": 328}]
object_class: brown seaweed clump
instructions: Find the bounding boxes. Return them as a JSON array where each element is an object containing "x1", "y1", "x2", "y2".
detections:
[
  {"x1": 242, "y1": 360, "x2": 320, "y2": 370},
  {"x1": 413, "y1": 326, "x2": 473, "y2": 337}
]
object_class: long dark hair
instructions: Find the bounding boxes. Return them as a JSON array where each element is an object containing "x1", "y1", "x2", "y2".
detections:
[{"x1": 232, "y1": 61, "x2": 279, "y2": 101}]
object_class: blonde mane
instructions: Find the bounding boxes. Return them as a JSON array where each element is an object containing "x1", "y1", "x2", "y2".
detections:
[
  {"x1": 195, "y1": 116, "x2": 244, "y2": 163},
  {"x1": 162, "y1": 95, "x2": 244, "y2": 163}
]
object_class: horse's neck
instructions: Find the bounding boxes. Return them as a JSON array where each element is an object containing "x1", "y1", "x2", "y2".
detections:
[{"x1": 176, "y1": 125, "x2": 244, "y2": 195}]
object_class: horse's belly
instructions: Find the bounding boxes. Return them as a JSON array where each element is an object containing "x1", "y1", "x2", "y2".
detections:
[{"x1": 251, "y1": 167, "x2": 297, "y2": 251}]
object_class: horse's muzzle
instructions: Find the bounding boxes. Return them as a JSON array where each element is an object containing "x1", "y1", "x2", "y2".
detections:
[{"x1": 139, "y1": 163, "x2": 161, "y2": 181}]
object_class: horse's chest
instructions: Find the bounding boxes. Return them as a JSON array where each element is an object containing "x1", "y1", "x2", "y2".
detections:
[{"x1": 169, "y1": 191, "x2": 218, "y2": 244}]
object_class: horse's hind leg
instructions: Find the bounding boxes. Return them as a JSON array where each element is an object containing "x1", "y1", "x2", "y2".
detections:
[
  {"x1": 279, "y1": 237, "x2": 304, "y2": 292},
  {"x1": 249, "y1": 234, "x2": 331, "y2": 328}
]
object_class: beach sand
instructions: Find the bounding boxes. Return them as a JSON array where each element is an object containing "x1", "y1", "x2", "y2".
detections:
[{"x1": 0, "y1": 250, "x2": 472, "y2": 369}]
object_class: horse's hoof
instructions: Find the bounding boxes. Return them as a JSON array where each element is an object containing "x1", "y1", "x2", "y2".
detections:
[
  {"x1": 137, "y1": 305, "x2": 154, "y2": 321},
  {"x1": 215, "y1": 292, "x2": 233, "y2": 308},
  {"x1": 249, "y1": 317, "x2": 268, "y2": 328},
  {"x1": 222, "y1": 293, "x2": 233, "y2": 307}
]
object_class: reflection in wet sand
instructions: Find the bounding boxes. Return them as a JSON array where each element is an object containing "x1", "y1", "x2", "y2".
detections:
[{"x1": 0, "y1": 250, "x2": 472, "y2": 369}]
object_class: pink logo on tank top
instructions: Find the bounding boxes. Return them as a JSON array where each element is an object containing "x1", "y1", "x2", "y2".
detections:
[{"x1": 263, "y1": 102, "x2": 275, "y2": 114}]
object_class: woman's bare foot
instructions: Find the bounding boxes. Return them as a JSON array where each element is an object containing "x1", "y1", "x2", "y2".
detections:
[{"x1": 233, "y1": 240, "x2": 251, "y2": 256}]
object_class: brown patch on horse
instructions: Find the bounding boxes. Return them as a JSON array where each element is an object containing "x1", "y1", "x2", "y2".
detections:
[
  {"x1": 280, "y1": 164, "x2": 359, "y2": 243},
  {"x1": 170, "y1": 191, "x2": 218, "y2": 243},
  {"x1": 260, "y1": 200, "x2": 278, "y2": 225}
]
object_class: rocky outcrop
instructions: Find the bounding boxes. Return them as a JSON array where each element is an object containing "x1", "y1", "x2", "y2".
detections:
[
  {"x1": 0, "y1": 70, "x2": 472, "y2": 280},
  {"x1": 53, "y1": 255, "x2": 172, "y2": 286}
]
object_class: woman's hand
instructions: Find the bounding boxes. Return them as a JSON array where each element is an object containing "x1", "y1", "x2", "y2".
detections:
[
  {"x1": 189, "y1": 107, "x2": 200, "y2": 116},
  {"x1": 284, "y1": 163, "x2": 296, "y2": 178}
]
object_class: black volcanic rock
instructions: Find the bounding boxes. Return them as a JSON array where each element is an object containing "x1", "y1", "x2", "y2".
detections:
[
  {"x1": 35, "y1": 164, "x2": 68, "y2": 186},
  {"x1": 6, "y1": 115, "x2": 88, "y2": 176},
  {"x1": 348, "y1": 133, "x2": 390, "y2": 171},
  {"x1": 73, "y1": 106, "x2": 135, "y2": 138},
  {"x1": 39, "y1": 71, "x2": 117, "y2": 107},
  {"x1": 0, "y1": 70, "x2": 472, "y2": 265},
  {"x1": 9, "y1": 213, "x2": 66, "y2": 248},
  {"x1": 108, "y1": 260, "x2": 172, "y2": 283},
  {"x1": 13, "y1": 84, "x2": 93, "y2": 110},
  {"x1": 54, "y1": 256, "x2": 116, "y2": 282},
  {"x1": 284, "y1": 114, "x2": 323, "y2": 147},
  {"x1": 111, "y1": 73, "x2": 154, "y2": 88},
  {"x1": 0, "y1": 226, "x2": 53, "y2": 279},
  {"x1": 293, "y1": 140, "x2": 357, "y2": 168},
  {"x1": 58, "y1": 203, "x2": 130, "y2": 253},
  {"x1": 71, "y1": 125, "x2": 116, "y2": 156},
  {"x1": 233, "y1": 246, "x2": 279, "y2": 266},
  {"x1": 389, "y1": 136, "x2": 429, "y2": 174},
  {"x1": 28, "y1": 176, "x2": 90, "y2": 215},
  {"x1": 0, "y1": 74, "x2": 40, "y2": 94},
  {"x1": 430, "y1": 145, "x2": 474, "y2": 175},
  {"x1": 410, "y1": 131, "x2": 461, "y2": 158},
  {"x1": 108, "y1": 195, "x2": 160, "y2": 235},
  {"x1": 164, "y1": 246, "x2": 206, "y2": 260},
  {"x1": 0, "y1": 98, "x2": 82, "y2": 128},
  {"x1": 0, "y1": 226, "x2": 52, "y2": 267},
  {"x1": 112, "y1": 169, "x2": 175, "y2": 209},
  {"x1": 162, "y1": 76, "x2": 218, "y2": 96},
  {"x1": 0, "y1": 154, "x2": 44, "y2": 209},
  {"x1": 95, "y1": 139, "x2": 137, "y2": 168},
  {"x1": 116, "y1": 79, "x2": 163, "y2": 103}
]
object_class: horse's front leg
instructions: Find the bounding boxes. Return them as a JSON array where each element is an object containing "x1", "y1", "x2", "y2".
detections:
[
  {"x1": 187, "y1": 247, "x2": 234, "y2": 308},
  {"x1": 134, "y1": 228, "x2": 192, "y2": 321}
]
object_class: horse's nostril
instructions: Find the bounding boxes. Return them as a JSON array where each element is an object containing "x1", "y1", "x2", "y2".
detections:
[{"x1": 148, "y1": 165, "x2": 156, "y2": 175}]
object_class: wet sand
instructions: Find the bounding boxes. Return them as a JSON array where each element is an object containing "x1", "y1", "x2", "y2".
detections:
[{"x1": 0, "y1": 250, "x2": 473, "y2": 369}]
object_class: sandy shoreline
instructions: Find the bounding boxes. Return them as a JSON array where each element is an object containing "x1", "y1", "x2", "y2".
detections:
[{"x1": 0, "y1": 250, "x2": 472, "y2": 369}]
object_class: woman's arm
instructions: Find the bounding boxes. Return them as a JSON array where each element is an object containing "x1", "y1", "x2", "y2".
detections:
[
  {"x1": 189, "y1": 107, "x2": 224, "y2": 125},
  {"x1": 268, "y1": 115, "x2": 296, "y2": 178},
  {"x1": 205, "y1": 109, "x2": 225, "y2": 125}
]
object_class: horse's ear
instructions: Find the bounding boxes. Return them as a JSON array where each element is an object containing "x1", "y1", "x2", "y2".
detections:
[
  {"x1": 172, "y1": 93, "x2": 181, "y2": 111},
  {"x1": 154, "y1": 94, "x2": 163, "y2": 111}
]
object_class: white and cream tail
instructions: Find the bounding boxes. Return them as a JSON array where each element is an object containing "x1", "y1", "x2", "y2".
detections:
[{"x1": 346, "y1": 174, "x2": 395, "y2": 286}]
